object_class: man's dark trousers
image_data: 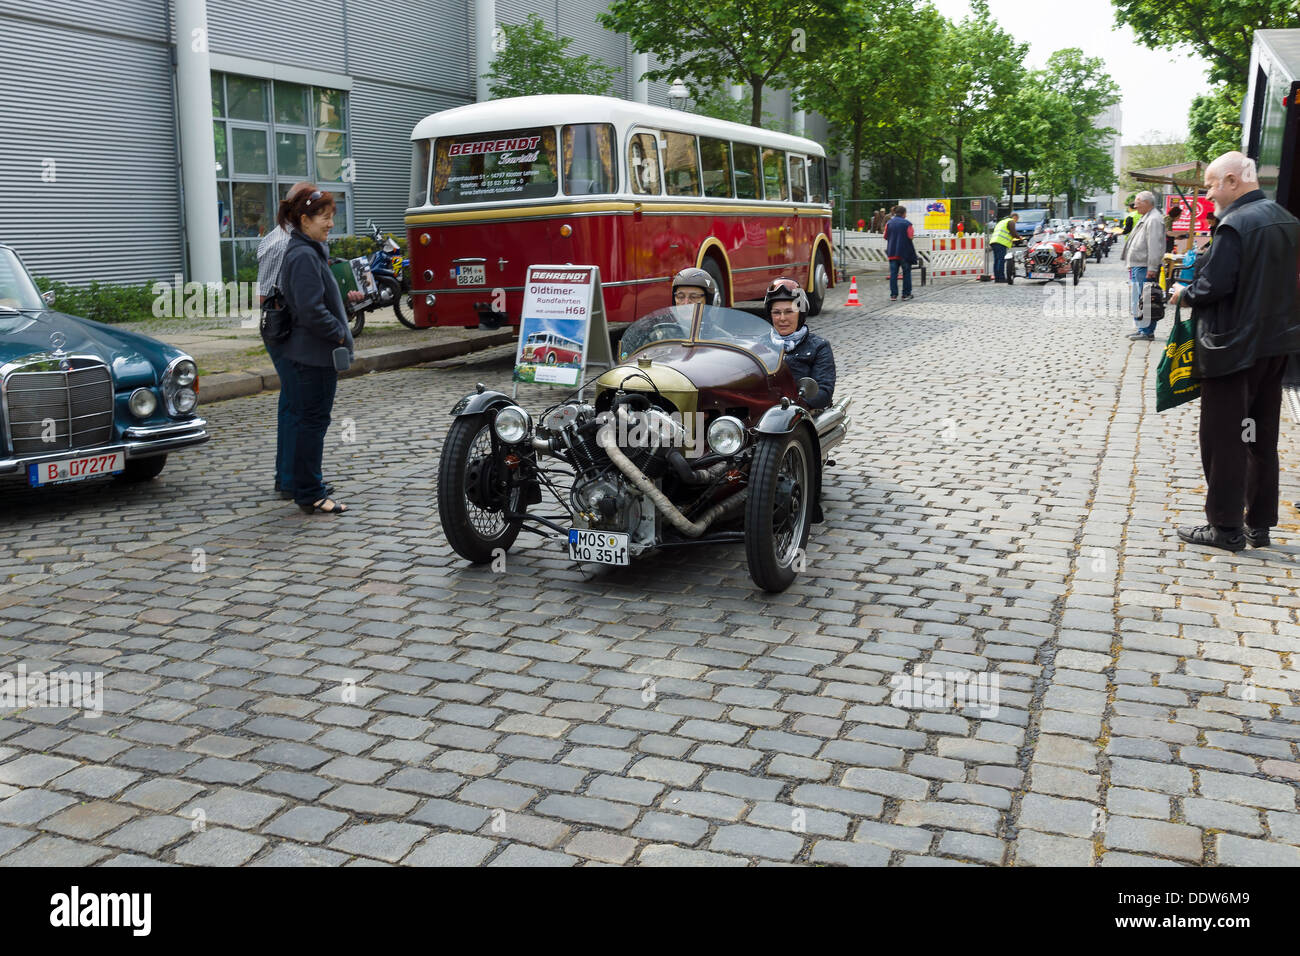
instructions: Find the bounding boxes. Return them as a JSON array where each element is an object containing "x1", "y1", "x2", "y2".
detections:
[
  {"x1": 1198, "y1": 354, "x2": 1288, "y2": 528},
  {"x1": 992, "y1": 243, "x2": 1007, "y2": 280}
]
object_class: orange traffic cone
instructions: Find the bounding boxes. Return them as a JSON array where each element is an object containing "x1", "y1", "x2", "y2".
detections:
[{"x1": 845, "y1": 276, "x2": 861, "y2": 307}]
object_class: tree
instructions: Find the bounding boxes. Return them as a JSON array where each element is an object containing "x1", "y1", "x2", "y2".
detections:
[
  {"x1": 1038, "y1": 49, "x2": 1121, "y2": 214},
  {"x1": 1110, "y1": 0, "x2": 1298, "y2": 87},
  {"x1": 484, "y1": 15, "x2": 616, "y2": 98},
  {"x1": 599, "y1": 0, "x2": 847, "y2": 126},
  {"x1": 792, "y1": 0, "x2": 947, "y2": 201},
  {"x1": 1188, "y1": 83, "x2": 1243, "y2": 159},
  {"x1": 690, "y1": 87, "x2": 752, "y2": 126},
  {"x1": 1118, "y1": 137, "x2": 1193, "y2": 196},
  {"x1": 933, "y1": 0, "x2": 1029, "y2": 197}
]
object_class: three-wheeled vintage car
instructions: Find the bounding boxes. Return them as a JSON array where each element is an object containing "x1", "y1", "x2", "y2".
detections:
[{"x1": 437, "y1": 304, "x2": 851, "y2": 592}]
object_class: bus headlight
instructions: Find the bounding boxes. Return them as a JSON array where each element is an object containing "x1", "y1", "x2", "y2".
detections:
[
  {"x1": 707, "y1": 416, "x2": 745, "y2": 456},
  {"x1": 493, "y1": 406, "x2": 532, "y2": 444},
  {"x1": 128, "y1": 388, "x2": 157, "y2": 418}
]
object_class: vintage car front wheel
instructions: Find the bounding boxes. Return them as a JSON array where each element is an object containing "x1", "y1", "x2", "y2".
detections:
[
  {"x1": 745, "y1": 429, "x2": 815, "y2": 592},
  {"x1": 438, "y1": 413, "x2": 523, "y2": 563}
]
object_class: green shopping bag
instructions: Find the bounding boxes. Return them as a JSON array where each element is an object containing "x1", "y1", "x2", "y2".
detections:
[{"x1": 1155, "y1": 304, "x2": 1201, "y2": 412}]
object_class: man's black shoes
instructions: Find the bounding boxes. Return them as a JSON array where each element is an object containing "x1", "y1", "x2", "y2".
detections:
[
  {"x1": 1176, "y1": 525, "x2": 1247, "y2": 552},
  {"x1": 1245, "y1": 527, "x2": 1271, "y2": 548},
  {"x1": 1127, "y1": 331, "x2": 1155, "y2": 341}
]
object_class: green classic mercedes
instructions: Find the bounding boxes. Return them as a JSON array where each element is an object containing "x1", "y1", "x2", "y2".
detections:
[{"x1": 0, "y1": 243, "x2": 208, "y2": 487}]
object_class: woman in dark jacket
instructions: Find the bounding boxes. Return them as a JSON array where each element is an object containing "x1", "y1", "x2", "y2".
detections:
[
  {"x1": 280, "y1": 189, "x2": 354, "y2": 514},
  {"x1": 764, "y1": 278, "x2": 836, "y2": 409}
]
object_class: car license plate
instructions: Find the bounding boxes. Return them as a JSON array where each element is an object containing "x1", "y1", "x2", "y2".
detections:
[
  {"x1": 27, "y1": 450, "x2": 125, "y2": 487},
  {"x1": 568, "y1": 529, "x2": 629, "y2": 566},
  {"x1": 455, "y1": 264, "x2": 485, "y2": 286}
]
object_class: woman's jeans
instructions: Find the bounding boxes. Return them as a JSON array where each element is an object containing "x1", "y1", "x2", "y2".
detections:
[
  {"x1": 268, "y1": 348, "x2": 298, "y2": 490},
  {"x1": 889, "y1": 259, "x2": 913, "y2": 297},
  {"x1": 291, "y1": 361, "x2": 338, "y2": 505},
  {"x1": 1129, "y1": 266, "x2": 1149, "y2": 330}
]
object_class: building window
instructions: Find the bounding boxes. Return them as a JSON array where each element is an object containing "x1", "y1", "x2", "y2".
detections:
[{"x1": 211, "y1": 73, "x2": 352, "y2": 282}]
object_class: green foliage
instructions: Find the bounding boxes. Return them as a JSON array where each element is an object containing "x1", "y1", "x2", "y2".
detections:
[
  {"x1": 33, "y1": 276, "x2": 157, "y2": 324},
  {"x1": 1188, "y1": 83, "x2": 1243, "y2": 160},
  {"x1": 689, "y1": 87, "x2": 753, "y2": 126},
  {"x1": 485, "y1": 15, "x2": 616, "y2": 98},
  {"x1": 1111, "y1": 0, "x2": 1299, "y2": 86},
  {"x1": 330, "y1": 235, "x2": 386, "y2": 260},
  {"x1": 1119, "y1": 139, "x2": 1194, "y2": 196},
  {"x1": 600, "y1": 0, "x2": 847, "y2": 126}
]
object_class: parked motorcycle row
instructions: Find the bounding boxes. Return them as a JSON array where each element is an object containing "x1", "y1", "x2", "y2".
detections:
[
  {"x1": 329, "y1": 219, "x2": 417, "y2": 336},
  {"x1": 1006, "y1": 217, "x2": 1116, "y2": 286}
]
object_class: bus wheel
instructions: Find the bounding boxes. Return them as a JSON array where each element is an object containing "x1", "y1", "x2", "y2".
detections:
[
  {"x1": 806, "y1": 249, "x2": 830, "y2": 316},
  {"x1": 545, "y1": 353, "x2": 557, "y2": 365},
  {"x1": 701, "y1": 257, "x2": 727, "y2": 307}
]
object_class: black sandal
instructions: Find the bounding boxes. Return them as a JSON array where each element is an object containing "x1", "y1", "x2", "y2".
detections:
[{"x1": 299, "y1": 498, "x2": 348, "y2": 515}]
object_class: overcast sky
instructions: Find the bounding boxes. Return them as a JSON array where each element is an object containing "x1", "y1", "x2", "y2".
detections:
[{"x1": 929, "y1": 0, "x2": 1215, "y2": 145}]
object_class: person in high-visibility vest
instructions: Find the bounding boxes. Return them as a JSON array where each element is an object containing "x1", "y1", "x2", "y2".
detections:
[{"x1": 990, "y1": 213, "x2": 1018, "y2": 282}]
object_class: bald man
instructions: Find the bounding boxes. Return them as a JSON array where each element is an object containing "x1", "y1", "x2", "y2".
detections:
[{"x1": 1167, "y1": 151, "x2": 1300, "y2": 551}]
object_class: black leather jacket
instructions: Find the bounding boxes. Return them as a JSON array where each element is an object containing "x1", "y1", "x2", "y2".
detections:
[
  {"x1": 1185, "y1": 190, "x2": 1300, "y2": 379},
  {"x1": 782, "y1": 330, "x2": 836, "y2": 409}
]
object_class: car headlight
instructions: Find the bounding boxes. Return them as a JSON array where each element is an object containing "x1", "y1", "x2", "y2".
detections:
[
  {"x1": 172, "y1": 360, "x2": 197, "y2": 387},
  {"x1": 493, "y1": 406, "x2": 532, "y2": 444},
  {"x1": 128, "y1": 388, "x2": 158, "y2": 418},
  {"x1": 161, "y1": 355, "x2": 200, "y2": 417},
  {"x1": 707, "y1": 415, "x2": 745, "y2": 457}
]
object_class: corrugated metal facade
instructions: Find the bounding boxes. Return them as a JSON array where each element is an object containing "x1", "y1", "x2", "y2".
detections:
[
  {"x1": 1, "y1": 0, "x2": 816, "y2": 284},
  {"x1": 0, "y1": 3, "x2": 180, "y2": 283}
]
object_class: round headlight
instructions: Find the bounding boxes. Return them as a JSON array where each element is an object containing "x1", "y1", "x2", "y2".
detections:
[
  {"x1": 493, "y1": 406, "x2": 532, "y2": 444},
  {"x1": 172, "y1": 360, "x2": 197, "y2": 387},
  {"x1": 707, "y1": 415, "x2": 745, "y2": 457},
  {"x1": 174, "y1": 388, "x2": 198, "y2": 413},
  {"x1": 129, "y1": 388, "x2": 158, "y2": 418}
]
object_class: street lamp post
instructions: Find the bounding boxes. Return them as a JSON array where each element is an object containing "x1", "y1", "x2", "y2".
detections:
[{"x1": 668, "y1": 79, "x2": 689, "y2": 110}]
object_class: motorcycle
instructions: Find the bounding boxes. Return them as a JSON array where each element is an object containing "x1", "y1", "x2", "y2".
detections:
[{"x1": 366, "y1": 220, "x2": 419, "y2": 330}]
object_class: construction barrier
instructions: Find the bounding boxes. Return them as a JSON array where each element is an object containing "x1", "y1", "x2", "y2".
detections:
[
  {"x1": 922, "y1": 235, "x2": 987, "y2": 279},
  {"x1": 837, "y1": 233, "x2": 989, "y2": 283}
]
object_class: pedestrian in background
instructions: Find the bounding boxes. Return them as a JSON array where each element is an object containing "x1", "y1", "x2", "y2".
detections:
[
  {"x1": 258, "y1": 182, "x2": 364, "y2": 502},
  {"x1": 1164, "y1": 203, "x2": 1182, "y2": 253},
  {"x1": 884, "y1": 205, "x2": 917, "y2": 301},
  {"x1": 258, "y1": 181, "x2": 314, "y2": 501},
  {"x1": 1120, "y1": 190, "x2": 1165, "y2": 340},
  {"x1": 1168, "y1": 151, "x2": 1300, "y2": 551},
  {"x1": 280, "y1": 188, "x2": 355, "y2": 515}
]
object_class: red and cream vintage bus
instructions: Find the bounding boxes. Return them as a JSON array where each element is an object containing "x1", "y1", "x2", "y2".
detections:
[{"x1": 404, "y1": 95, "x2": 833, "y2": 329}]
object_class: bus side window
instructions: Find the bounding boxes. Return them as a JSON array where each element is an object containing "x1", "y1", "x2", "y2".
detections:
[
  {"x1": 628, "y1": 131, "x2": 661, "y2": 195},
  {"x1": 663, "y1": 132, "x2": 700, "y2": 197},
  {"x1": 789, "y1": 155, "x2": 807, "y2": 203},
  {"x1": 808, "y1": 156, "x2": 826, "y2": 204},
  {"x1": 563, "y1": 123, "x2": 616, "y2": 195},
  {"x1": 700, "y1": 137, "x2": 733, "y2": 199},
  {"x1": 733, "y1": 143, "x2": 761, "y2": 200},
  {"x1": 762, "y1": 148, "x2": 788, "y2": 202}
]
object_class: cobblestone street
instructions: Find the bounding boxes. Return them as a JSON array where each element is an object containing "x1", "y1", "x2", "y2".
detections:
[{"x1": 2, "y1": 257, "x2": 1299, "y2": 867}]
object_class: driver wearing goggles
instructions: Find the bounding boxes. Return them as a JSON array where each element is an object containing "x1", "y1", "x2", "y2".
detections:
[{"x1": 764, "y1": 278, "x2": 836, "y2": 410}]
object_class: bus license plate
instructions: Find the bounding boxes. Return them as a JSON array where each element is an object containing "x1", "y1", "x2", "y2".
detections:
[
  {"x1": 568, "y1": 529, "x2": 629, "y2": 566},
  {"x1": 455, "y1": 264, "x2": 485, "y2": 286},
  {"x1": 28, "y1": 450, "x2": 125, "y2": 487}
]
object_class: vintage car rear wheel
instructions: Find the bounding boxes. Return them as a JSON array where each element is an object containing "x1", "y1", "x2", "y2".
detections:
[
  {"x1": 745, "y1": 429, "x2": 815, "y2": 592},
  {"x1": 116, "y1": 455, "x2": 167, "y2": 482},
  {"x1": 438, "y1": 413, "x2": 522, "y2": 563}
]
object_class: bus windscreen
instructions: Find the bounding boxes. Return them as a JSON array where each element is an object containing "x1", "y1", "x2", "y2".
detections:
[{"x1": 432, "y1": 127, "x2": 558, "y2": 204}]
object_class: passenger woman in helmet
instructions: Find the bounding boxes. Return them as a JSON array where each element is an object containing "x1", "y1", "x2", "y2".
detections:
[{"x1": 764, "y1": 277, "x2": 836, "y2": 410}]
